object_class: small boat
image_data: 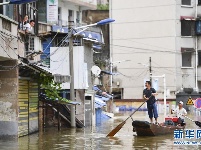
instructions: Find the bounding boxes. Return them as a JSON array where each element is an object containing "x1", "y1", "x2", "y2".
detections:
[{"x1": 132, "y1": 120, "x2": 185, "y2": 136}]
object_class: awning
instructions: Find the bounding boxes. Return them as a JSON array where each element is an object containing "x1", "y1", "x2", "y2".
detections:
[
  {"x1": 19, "y1": 63, "x2": 52, "y2": 77},
  {"x1": 181, "y1": 47, "x2": 195, "y2": 52},
  {"x1": 95, "y1": 96, "x2": 106, "y2": 109},
  {"x1": 180, "y1": 16, "x2": 195, "y2": 20},
  {"x1": 10, "y1": 0, "x2": 37, "y2": 4}
]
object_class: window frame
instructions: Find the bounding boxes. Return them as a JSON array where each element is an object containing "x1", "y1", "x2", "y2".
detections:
[
  {"x1": 181, "y1": 20, "x2": 195, "y2": 37},
  {"x1": 198, "y1": 50, "x2": 201, "y2": 66},
  {"x1": 181, "y1": 0, "x2": 192, "y2": 7},
  {"x1": 181, "y1": 51, "x2": 193, "y2": 67}
]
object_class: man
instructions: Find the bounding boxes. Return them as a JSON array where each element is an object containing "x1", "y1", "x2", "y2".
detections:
[
  {"x1": 171, "y1": 101, "x2": 187, "y2": 126},
  {"x1": 143, "y1": 81, "x2": 158, "y2": 124},
  {"x1": 25, "y1": 20, "x2": 35, "y2": 34}
]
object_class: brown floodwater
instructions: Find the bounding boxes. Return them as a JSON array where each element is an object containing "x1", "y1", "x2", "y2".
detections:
[{"x1": 0, "y1": 111, "x2": 201, "y2": 150}]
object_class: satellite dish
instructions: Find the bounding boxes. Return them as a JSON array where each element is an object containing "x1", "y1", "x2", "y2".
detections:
[{"x1": 91, "y1": 65, "x2": 101, "y2": 76}]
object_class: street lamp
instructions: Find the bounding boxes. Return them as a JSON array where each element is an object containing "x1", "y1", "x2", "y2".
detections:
[{"x1": 69, "y1": 18, "x2": 115, "y2": 127}]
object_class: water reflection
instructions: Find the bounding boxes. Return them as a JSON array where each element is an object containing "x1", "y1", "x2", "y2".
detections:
[{"x1": 0, "y1": 111, "x2": 201, "y2": 150}]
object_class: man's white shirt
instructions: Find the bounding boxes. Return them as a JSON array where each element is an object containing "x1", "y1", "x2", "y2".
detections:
[
  {"x1": 25, "y1": 23, "x2": 33, "y2": 33},
  {"x1": 172, "y1": 107, "x2": 187, "y2": 120}
]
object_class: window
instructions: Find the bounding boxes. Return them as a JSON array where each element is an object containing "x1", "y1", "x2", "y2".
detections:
[
  {"x1": 198, "y1": 0, "x2": 201, "y2": 5},
  {"x1": 69, "y1": 10, "x2": 73, "y2": 17},
  {"x1": 2, "y1": 18, "x2": 11, "y2": 31},
  {"x1": 181, "y1": 20, "x2": 195, "y2": 36},
  {"x1": 58, "y1": 7, "x2": 62, "y2": 25},
  {"x1": 58, "y1": 7, "x2": 61, "y2": 20},
  {"x1": 68, "y1": 10, "x2": 74, "y2": 22},
  {"x1": 198, "y1": 51, "x2": 201, "y2": 66},
  {"x1": 182, "y1": 0, "x2": 191, "y2": 5},
  {"x1": 182, "y1": 52, "x2": 192, "y2": 67},
  {"x1": 0, "y1": 0, "x2": 3, "y2": 15},
  {"x1": 76, "y1": 11, "x2": 80, "y2": 24}
]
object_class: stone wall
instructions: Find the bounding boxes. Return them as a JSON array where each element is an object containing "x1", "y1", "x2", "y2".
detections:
[{"x1": 0, "y1": 60, "x2": 18, "y2": 139}]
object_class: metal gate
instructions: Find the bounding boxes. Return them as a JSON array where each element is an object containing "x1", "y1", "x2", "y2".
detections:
[
  {"x1": 18, "y1": 80, "x2": 29, "y2": 137},
  {"x1": 29, "y1": 81, "x2": 38, "y2": 133}
]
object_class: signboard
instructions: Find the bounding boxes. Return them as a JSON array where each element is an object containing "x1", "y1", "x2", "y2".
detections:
[
  {"x1": 47, "y1": 0, "x2": 58, "y2": 22},
  {"x1": 195, "y1": 98, "x2": 201, "y2": 108},
  {"x1": 186, "y1": 97, "x2": 194, "y2": 105}
]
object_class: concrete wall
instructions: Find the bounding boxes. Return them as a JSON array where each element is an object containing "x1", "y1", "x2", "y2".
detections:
[
  {"x1": 110, "y1": 0, "x2": 178, "y2": 99},
  {"x1": 110, "y1": 0, "x2": 199, "y2": 99},
  {"x1": 0, "y1": 15, "x2": 18, "y2": 60},
  {"x1": 0, "y1": 60, "x2": 18, "y2": 139},
  {"x1": 84, "y1": 43, "x2": 94, "y2": 90},
  {"x1": 76, "y1": 89, "x2": 85, "y2": 122}
]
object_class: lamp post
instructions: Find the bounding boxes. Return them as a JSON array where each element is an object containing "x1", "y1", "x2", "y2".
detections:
[{"x1": 69, "y1": 18, "x2": 115, "y2": 127}]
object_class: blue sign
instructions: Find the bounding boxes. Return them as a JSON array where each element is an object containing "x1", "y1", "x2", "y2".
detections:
[
  {"x1": 51, "y1": 25, "x2": 102, "y2": 43},
  {"x1": 195, "y1": 98, "x2": 201, "y2": 108}
]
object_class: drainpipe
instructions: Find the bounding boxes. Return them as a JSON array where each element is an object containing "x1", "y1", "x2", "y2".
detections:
[
  {"x1": 109, "y1": 0, "x2": 113, "y2": 94},
  {"x1": 195, "y1": 0, "x2": 198, "y2": 92}
]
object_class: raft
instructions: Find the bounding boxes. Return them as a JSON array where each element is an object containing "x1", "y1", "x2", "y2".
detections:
[{"x1": 132, "y1": 120, "x2": 185, "y2": 136}]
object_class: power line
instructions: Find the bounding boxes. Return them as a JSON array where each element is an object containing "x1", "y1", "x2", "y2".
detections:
[
  {"x1": 111, "y1": 3, "x2": 181, "y2": 10},
  {"x1": 111, "y1": 44, "x2": 197, "y2": 55}
]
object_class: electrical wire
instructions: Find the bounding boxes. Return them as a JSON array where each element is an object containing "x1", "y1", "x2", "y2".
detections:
[{"x1": 111, "y1": 3, "x2": 181, "y2": 10}]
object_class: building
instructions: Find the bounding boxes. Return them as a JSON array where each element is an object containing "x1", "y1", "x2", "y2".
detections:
[
  {"x1": 110, "y1": 0, "x2": 201, "y2": 104},
  {"x1": 82, "y1": 10, "x2": 111, "y2": 91},
  {"x1": 0, "y1": 0, "x2": 100, "y2": 138}
]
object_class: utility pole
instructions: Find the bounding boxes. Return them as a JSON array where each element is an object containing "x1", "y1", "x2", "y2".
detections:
[
  {"x1": 149, "y1": 57, "x2": 152, "y2": 84},
  {"x1": 69, "y1": 17, "x2": 75, "y2": 127}
]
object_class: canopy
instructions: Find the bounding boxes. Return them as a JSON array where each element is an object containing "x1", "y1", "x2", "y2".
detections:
[{"x1": 10, "y1": 0, "x2": 37, "y2": 4}]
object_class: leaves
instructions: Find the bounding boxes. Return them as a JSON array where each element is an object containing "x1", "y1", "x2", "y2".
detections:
[{"x1": 40, "y1": 73, "x2": 71, "y2": 103}]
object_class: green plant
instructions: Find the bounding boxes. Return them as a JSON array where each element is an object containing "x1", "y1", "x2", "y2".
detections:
[
  {"x1": 97, "y1": 4, "x2": 109, "y2": 10},
  {"x1": 40, "y1": 73, "x2": 70, "y2": 103}
]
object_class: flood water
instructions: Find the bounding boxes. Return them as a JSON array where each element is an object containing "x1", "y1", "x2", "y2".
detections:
[{"x1": 0, "y1": 111, "x2": 201, "y2": 150}]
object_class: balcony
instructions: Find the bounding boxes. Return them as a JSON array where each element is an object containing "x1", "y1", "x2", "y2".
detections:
[
  {"x1": 62, "y1": 0, "x2": 97, "y2": 10},
  {"x1": 38, "y1": 22, "x2": 52, "y2": 35}
]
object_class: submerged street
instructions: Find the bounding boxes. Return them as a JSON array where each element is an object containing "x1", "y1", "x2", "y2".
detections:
[{"x1": 1, "y1": 111, "x2": 201, "y2": 150}]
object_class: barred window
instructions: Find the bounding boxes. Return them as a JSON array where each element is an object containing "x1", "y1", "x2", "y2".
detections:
[{"x1": 181, "y1": 20, "x2": 195, "y2": 36}]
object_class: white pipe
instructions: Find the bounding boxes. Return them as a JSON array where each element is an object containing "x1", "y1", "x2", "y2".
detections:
[
  {"x1": 195, "y1": 0, "x2": 198, "y2": 92},
  {"x1": 109, "y1": 0, "x2": 113, "y2": 94},
  {"x1": 163, "y1": 74, "x2": 166, "y2": 122}
]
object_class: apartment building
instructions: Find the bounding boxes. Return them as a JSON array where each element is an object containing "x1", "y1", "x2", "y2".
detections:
[{"x1": 110, "y1": 0, "x2": 201, "y2": 102}]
